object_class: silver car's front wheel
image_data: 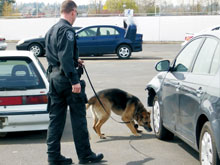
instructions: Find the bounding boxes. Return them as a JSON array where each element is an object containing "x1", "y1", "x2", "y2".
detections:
[
  {"x1": 153, "y1": 99, "x2": 160, "y2": 133},
  {"x1": 200, "y1": 122, "x2": 220, "y2": 165},
  {"x1": 152, "y1": 96, "x2": 174, "y2": 140},
  {"x1": 201, "y1": 132, "x2": 213, "y2": 165}
]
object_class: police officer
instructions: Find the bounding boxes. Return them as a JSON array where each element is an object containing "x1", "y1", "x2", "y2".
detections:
[{"x1": 45, "y1": 1, "x2": 104, "y2": 164}]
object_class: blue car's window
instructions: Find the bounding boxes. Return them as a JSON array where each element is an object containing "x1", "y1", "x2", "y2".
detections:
[
  {"x1": 193, "y1": 38, "x2": 218, "y2": 75},
  {"x1": 78, "y1": 28, "x2": 97, "y2": 37},
  {"x1": 173, "y1": 38, "x2": 203, "y2": 72},
  {"x1": 99, "y1": 27, "x2": 119, "y2": 36},
  {"x1": 210, "y1": 43, "x2": 220, "y2": 75}
]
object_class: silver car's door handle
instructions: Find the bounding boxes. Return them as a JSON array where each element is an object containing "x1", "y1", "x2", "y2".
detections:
[
  {"x1": 175, "y1": 84, "x2": 180, "y2": 89},
  {"x1": 196, "y1": 87, "x2": 203, "y2": 97},
  {"x1": 175, "y1": 82, "x2": 181, "y2": 92}
]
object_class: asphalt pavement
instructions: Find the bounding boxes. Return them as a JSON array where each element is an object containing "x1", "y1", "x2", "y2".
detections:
[{"x1": 0, "y1": 43, "x2": 200, "y2": 165}]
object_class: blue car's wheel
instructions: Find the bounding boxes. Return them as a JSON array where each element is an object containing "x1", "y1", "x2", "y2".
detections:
[{"x1": 117, "y1": 44, "x2": 131, "y2": 59}]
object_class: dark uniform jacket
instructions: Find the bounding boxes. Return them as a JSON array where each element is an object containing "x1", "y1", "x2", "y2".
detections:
[{"x1": 45, "y1": 18, "x2": 79, "y2": 85}]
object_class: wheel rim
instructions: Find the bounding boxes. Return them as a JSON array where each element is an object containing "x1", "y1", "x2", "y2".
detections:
[
  {"x1": 201, "y1": 132, "x2": 213, "y2": 165},
  {"x1": 153, "y1": 100, "x2": 160, "y2": 133},
  {"x1": 118, "y1": 47, "x2": 129, "y2": 58},
  {"x1": 30, "y1": 45, "x2": 40, "y2": 56}
]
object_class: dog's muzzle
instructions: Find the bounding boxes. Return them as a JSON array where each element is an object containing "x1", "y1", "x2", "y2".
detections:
[
  {"x1": 144, "y1": 126, "x2": 152, "y2": 132},
  {"x1": 143, "y1": 122, "x2": 152, "y2": 132}
]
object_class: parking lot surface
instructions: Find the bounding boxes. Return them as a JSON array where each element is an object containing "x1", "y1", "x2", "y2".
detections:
[{"x1": 0, "y1": 43, "x2": 200, "y2": 165}]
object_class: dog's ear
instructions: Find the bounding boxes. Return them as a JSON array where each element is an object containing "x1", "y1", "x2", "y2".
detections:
[{"x1": 142, "y1": 111, "x2": 151, "y2": 119}]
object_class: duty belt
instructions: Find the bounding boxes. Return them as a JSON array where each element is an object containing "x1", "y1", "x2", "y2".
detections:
[
  {"x1": 51, "y1": 66, "x2": 60, "y2": 72},
  {"x1": 47, "y1": 65, "x2": 61, "y2": 74}
]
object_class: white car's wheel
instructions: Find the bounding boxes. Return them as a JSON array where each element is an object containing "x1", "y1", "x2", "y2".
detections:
[{"x1": 200, "y1": 122, "x2": 220, "y2": 165}]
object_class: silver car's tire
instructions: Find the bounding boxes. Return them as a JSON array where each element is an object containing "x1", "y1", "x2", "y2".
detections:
[
  {"x1": 200, "y1": 122, "x2": 220, "y2": 165},
  {"x1": 117, "y1": 44, "x2": 131, "y2": 59},
  {"x1": 152, "y1": 96, "x2": 174, "y2": 140},
  {"x1": 28, "y1": 43, "x2": 43, "y2": 57}
]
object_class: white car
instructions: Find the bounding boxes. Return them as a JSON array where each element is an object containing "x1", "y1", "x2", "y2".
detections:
[
  {"x1": 181, "y1": 25, "x2": 220, "y2": 47},
  {"x1": 0, "y1": 36, "x2": 7, "y2": 50},
  {"x1": 0, "y1": 51, "x2": 49, "y2": 136}
]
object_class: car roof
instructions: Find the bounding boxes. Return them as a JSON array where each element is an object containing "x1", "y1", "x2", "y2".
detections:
[
  {"x1": 196, "y1": 31, "x2": 220, "y2": 39},
  {"x1": 0, "y1": 50, "x2": 34, "y2": 58},
  {"x1": 78, "y1": 25, "x2": 122, "y2": 31}
]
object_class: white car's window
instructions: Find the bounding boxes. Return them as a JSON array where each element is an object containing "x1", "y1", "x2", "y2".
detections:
[
  {"x1": 173, "y1": 38, "x2": 203, "y2": 72},
  {"x1": 99, "y1": 27, "x2": 119, "y2": 36},
  {"x1": 192, "y1": 38, "x2": 218, "y2": 74},
  {"x1": 210, "y1": 43, "x2": 220, "y2": 75},
  {"x1": 77, "y1": 28, "x2": 97, "y2": 37},
  {"x1": 0, "y1": 57, "x2": 45, "y2": 90}
]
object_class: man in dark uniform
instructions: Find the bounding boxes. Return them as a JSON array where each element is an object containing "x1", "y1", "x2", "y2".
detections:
[{"x1": 45, "y1": 1, "x2": 104, "y2": 164}]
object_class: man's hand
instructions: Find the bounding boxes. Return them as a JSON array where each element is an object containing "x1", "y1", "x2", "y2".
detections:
[
  {"x1": 78, "y1": 59, "x2": 84, "y2": 67},
  {"x1": 72, "y1": 83, "x2": 81, "y2": 93}
]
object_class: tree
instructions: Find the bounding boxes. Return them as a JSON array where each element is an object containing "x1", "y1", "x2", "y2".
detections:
[
  {"x1": 2, "y1": 1, "x2": 12, "y2": 16},
  {"x1": 0, "y1": 0, "x2": 15, "y2": 16},
  {"x1": 136, "y1": 0, "x2": 158, "y2": 15},
  {"x1": 104, "y1": 0, "x2": 138, "y2": 13}
]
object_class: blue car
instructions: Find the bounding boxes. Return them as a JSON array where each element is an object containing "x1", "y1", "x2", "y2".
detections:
[{"x1": 16, "y1": 25, "x2": 143, "y2": 59}]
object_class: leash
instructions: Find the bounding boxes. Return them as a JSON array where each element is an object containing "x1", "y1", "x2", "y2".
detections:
[
  {"x1": 129, "y1": 139, "x2": 152, "y2": 158},
  {"x1": 83, "y1": 65, "x2": 152, "y2": 160},
  {"x1": 82, "y1": 65, "x2": 131, "y2": 124}
]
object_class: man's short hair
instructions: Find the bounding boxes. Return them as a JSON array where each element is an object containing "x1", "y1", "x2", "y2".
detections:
[{"x1": 60, "y1": 0, "x2": 77, "y2": 13}]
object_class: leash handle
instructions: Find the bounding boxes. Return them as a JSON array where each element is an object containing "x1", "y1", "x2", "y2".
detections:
[{"x1": 83, "y1": 65, "x2": 131, "y2": 124}]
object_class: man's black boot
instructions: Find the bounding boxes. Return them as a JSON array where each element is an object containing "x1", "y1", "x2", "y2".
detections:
[
  {"x1": 79, "y1": 153, "x2": 104, "y2": 164},
  {"x1": 48, "y1": 155, "x2": 73, "y2": 165}
]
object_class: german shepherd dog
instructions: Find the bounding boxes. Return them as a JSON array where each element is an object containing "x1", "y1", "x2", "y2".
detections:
[{"x1": 86, "y1": 88, "x2": 152, "y2": 139}]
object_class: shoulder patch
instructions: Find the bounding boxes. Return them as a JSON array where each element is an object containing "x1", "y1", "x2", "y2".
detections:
[{"x1": 66, "y1": 30, "x2": 74, "y2": 41}]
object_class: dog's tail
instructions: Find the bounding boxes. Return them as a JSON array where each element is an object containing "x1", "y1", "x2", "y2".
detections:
[{"x1": 86, "y1": 95, "x2": 97, "y2": 110}]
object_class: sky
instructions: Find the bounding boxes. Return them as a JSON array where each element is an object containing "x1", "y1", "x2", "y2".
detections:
[
  {"x1": 15, "y1": 0, "x2": 188, "y2": 6},
  {"x1": 15, "y1": 0, "x2": 91, "y2": 5}
]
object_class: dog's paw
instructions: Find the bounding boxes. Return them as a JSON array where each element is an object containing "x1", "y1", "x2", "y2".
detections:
[
  {"x1": 100, "y1": 135, "x2": 106, "y2": 139},
  {"x1": 134, "y1": 133, "x2": 142, "y2": 137},
  {"x1": 137, "y1": 129, "x2": 143, "y2": 133}
]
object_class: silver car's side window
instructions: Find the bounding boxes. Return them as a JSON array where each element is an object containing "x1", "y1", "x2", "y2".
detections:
[
  {"x1": 210, "y1": 43, "x2": 220, "y2": 75},
  {"x1": 173, "y1": 38, "x2": 203, "y2": 72},
  {"x1": 192, "y1": 38, "x2": 218, "y2": 74}
]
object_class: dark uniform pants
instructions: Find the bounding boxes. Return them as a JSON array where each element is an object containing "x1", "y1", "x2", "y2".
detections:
[{"x1": 47, "y1": 70, "x2": 92, "y2": 160}]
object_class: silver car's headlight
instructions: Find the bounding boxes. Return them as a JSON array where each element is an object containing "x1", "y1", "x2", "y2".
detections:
[{"x1": 17, "y1": 40, "x2": 25, "y2": 45}]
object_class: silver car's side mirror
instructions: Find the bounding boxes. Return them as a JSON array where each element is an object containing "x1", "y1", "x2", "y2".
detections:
[{"x1": 155, "y1": 60, "x2": 170, "y2": 72}]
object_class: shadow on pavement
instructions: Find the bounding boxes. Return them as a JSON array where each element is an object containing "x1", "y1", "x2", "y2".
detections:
[
  {"x1": 176, "y1": 137, "x2": 199, "y2": 161},
  {"x1": 126, "y1": 158, "x2": 155, "y2": 165},
  {"x1": 81, "y1": 56, "x2": 162, "y2": 61},
  {"x1": 96, "y1": 133, "x2": 155, "y2": 143},
  {"x1": 0, "y1": 130, "x2": 47, "y2": 145}
]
